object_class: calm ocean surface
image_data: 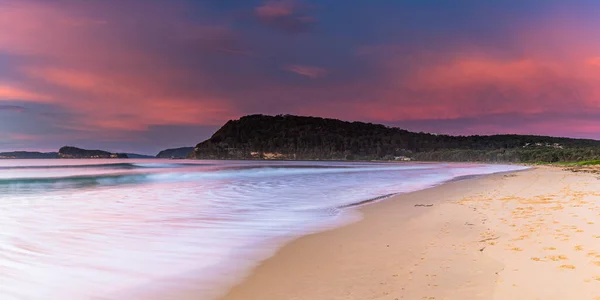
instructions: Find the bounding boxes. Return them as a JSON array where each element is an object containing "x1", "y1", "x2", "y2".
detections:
[{"x1": 0, "y1": 159, "x2": 528, "y2": 299}]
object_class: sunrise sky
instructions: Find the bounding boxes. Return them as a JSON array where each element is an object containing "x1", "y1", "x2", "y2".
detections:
[{"x1": 2, "y1": 0, "x2": 600, "y2": 154}]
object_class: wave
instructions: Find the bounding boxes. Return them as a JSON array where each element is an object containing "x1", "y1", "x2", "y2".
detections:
[{"x1": 0, "y1": 164, "x2": 437, "y2": 194}]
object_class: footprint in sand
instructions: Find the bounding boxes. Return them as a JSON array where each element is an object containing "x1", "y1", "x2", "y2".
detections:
[
  {"x1": 546, "y1": 255, "x2": 568, "y2": 261},
  {"x1": 559, "y1": 264, "x2": 576, "y2": 269}
]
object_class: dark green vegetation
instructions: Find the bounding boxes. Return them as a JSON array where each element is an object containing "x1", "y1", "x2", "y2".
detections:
[
  {"x1": 156, "y1": 147, "x2": 194, "y2": 159},
  {"x1": 58, "y1": 146, "x2": 128, "y2": 159},
  {"x1": 191, "y1": 114, "x2": 600, "y2": 163},
  {"x1": 0, "y1": 151, "x2": 59, "y2": 159},
  {"x1": 561, "y1": 160, "x2": 600, "y2": 166}
]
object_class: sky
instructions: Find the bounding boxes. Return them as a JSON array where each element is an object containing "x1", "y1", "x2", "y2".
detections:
[{"x1": 2, "y1": 0, "x2": 600, "y2": 154}]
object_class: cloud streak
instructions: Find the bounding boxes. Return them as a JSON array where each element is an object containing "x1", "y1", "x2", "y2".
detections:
[
  {"x1": 0, "y1": 85, "x2": 51, "y2": 102},
  {"x1": 283, "y1": 65, "x2": 327, "y2": 78},
  {"x1": 0, "y1": 105, "x2": 25, "y2": 112}
]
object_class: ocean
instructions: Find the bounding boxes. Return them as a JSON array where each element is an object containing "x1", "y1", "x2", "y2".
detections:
[{"x1": 0, "y1": 159, "x2": 528, "y2": 299}]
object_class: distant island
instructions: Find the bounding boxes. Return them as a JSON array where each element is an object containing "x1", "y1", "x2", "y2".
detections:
[
  {"x1": 58, "y1": 146, "x2": 128, "y2": 159},
  {"x1": 156, "y1": 147, "x2": 194, "y2": 159},
  {"x1": 0, "y1": 146, "x2": 179, "y2": 159},
  {"x1": 1, "y1": 146, "x2": 173, "y2": 159},
  {"x1": 0, "y1": 147, "x2": 165, "y2": 159},
  {"x1": 191, "y1": 114, "x2": 600, "y2": 163},
  {"x1": 0, "y1": 151, "x2": 59, "y2": 159}
]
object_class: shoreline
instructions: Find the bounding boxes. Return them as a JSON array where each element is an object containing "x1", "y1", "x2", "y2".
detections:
[
  {"x1": 219, "y1": 170, "x2": 512, "y2": 300},
  {"x1": 214, "y1": 166, "x2": 600, "y2": 299},
  {"x1": 132, "y1": 164, "x2": 528, "y2": 300}
]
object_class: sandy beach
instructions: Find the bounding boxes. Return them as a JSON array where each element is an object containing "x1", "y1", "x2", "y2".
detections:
[{"x1": 218, "y1": 166, "x2": 600, "y2": 300}]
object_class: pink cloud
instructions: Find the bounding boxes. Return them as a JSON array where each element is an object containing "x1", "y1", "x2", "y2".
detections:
[
  {"x1": 255, "y1": 0, "x2": 295, "y2": 18},
  {"x1": 21, "y1": 67, "x2": 234, "y2": 131},
  {"x1": 0, "y1": 2, "x2": 116, "y2": 60},
  {"x1": 345, "y1": 33, "x2": 600, "y2": 124}
]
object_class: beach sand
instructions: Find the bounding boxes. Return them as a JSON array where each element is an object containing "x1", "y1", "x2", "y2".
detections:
[{"x1": 218, "y1": 167, "x2": 600, "y2": 300}]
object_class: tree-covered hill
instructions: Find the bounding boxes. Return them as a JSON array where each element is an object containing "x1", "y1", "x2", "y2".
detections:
[
  {"x1": 58, "y1": 146, "x2": 128, "y2": 159},
  {"x1": 190, "y1": 114, "x2": 600, "y2": 162}
]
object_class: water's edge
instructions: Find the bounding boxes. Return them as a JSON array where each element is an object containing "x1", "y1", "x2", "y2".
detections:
[
  {"x1": 131, "y1": 167, "x2": 531, "y2": 300},
  {"x1": 339, "y1": 167, "x2": 530, "y2": 210}
]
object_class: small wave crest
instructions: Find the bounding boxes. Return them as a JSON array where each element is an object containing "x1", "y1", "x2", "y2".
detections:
[{"x1": 0, "y1": 162, "x2": 212, "y2": 171}]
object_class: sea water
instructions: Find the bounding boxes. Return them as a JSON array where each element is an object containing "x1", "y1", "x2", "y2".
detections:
[{"x1": 0, "y1": 159, "x2": 528, "y2": 299}]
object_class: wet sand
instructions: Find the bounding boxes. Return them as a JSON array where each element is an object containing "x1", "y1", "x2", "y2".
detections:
[{"x1": 219, "y1": 167, "x2": 600, "y2": 300}]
